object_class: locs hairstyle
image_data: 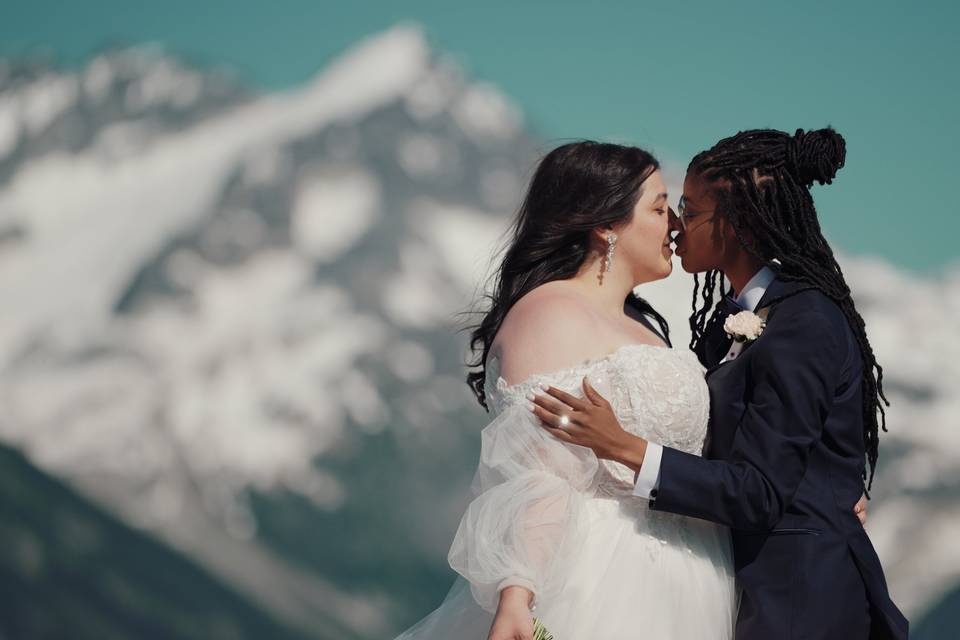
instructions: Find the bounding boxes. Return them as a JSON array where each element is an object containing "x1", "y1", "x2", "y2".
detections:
[
  {"x1": 462, "y1": 141, "x2": 668, "y2": 412},
  {"x1": 687, "y1": 128, "x2": 888, "y2": 490}
]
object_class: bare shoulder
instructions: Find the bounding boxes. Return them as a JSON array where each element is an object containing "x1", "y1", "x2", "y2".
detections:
[{"x1": 491, "y1": 283, "x2": 605, "y2": 386}]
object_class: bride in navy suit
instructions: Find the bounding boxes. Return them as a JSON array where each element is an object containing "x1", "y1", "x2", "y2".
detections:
[{"x1": 534, "y1": 128, "x2": 908, "y2": 639}]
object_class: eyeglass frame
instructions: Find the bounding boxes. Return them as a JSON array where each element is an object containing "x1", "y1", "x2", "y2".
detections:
[{"x1": 676, "y1": 194, "x2": 717, "y2": 232}]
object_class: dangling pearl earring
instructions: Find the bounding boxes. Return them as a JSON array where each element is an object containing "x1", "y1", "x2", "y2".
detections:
[{"x1": 598, "y1": 233, "x2": 617, "y2": 286}]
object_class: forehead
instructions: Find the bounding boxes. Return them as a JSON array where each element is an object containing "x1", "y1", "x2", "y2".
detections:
[
  {"x1": 639, "y1": 169, "x2": 667, "y2": 201},
  {"x1": 682, "y1": 170, "x2": 716, "y2": 204}
]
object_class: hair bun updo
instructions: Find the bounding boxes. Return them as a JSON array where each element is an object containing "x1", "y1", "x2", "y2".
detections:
[{"x1": 786, "y1": 127, "x2": 846, "y2": 187}]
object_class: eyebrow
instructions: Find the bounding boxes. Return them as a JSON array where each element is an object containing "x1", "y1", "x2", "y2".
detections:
[{"x1": 654, "y1": 192, "x2": 668, "y2": 202}]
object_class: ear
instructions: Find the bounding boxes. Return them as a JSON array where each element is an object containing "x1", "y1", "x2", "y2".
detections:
[{"x1": 590, "y1": 225, "x2": 615, "y2": 250}]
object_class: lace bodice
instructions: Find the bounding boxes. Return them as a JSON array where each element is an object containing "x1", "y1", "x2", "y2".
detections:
[{"x1": 484, "y1": 343, "x2": 710, "y2": 496}]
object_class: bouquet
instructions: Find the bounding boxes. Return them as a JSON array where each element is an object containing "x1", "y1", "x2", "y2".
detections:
[{"x1": 533, "y1": 617, "x2": 554, "y2": 640}]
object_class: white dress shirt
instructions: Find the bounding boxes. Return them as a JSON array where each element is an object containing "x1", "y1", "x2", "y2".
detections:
[{"x1": 633, "y1": 266, "x2": 776, "y2": 500}]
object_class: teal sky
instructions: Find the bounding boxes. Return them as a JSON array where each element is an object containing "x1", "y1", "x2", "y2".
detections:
[{"x1": 3, "y1": 0, "x2": 957, "y2": 273}]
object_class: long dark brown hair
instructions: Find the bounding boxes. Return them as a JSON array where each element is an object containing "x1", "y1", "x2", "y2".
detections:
[{"x1": 463, "y1": 140, "x2": 669, "y2": 411}]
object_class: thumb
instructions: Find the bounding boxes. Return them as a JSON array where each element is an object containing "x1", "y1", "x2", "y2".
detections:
[{"x1": 582, "y1": 375, "x2": 606, "y2": 406}]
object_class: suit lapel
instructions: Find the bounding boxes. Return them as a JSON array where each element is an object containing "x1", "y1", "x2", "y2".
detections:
[
  {"x1": 703, "y1": 274, "x2": 810, "y2": 377},
  {"x1": 728, "y1": 305, "x2": 771, "y2": 361},
  {"x1": 753, "y1": 273, "x2": 812, "y2": 312}
]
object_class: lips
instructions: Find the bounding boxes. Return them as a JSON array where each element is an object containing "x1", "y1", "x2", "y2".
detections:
[{"x1": 673, "y1": 233, "x2": 685, "y2": 256}]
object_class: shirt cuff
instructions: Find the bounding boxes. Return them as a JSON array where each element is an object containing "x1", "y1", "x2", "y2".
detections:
[{"x1": 632, "y1": 442, "x2": 663, "y2": 500}]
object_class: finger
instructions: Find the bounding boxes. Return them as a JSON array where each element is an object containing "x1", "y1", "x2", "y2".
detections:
[
  {"x1": 858, "y1": 512, "x2": 867, "y2": 526},
  {"x1": 531, "y1": 403, "x2": 576, "y2": 430},
  {"x1": 532, "y1": 392, "x2": 581, "y2": 422},
  {"x1": 854, "y1": 493, "x2": 867, "y2": 513},
  {"x1": 538, "y1": 418, "x2": 577, "y2": 444},
  {"x1": 581, "y1": 376, "x2": 610, "y2": 407},
  {"x1": 531, "y1": 406, "x2": 584, "y2": 444},
  {"x1": 530, "y1": 403, "x2": 556, "y2": 426},
  {"x1": 540, "y1": 384, "x2": 590, "y2": 412}
]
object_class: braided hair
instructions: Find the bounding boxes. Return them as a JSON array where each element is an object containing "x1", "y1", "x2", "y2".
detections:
[{"x1": 688, "y1": 127, "x2": 888, "y2": 490}]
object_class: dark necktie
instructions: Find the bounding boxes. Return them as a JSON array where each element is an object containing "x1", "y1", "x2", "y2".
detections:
[
  {"x1": 699, "y1": 295, "x2": 744, "y2": 456},
  {"x1": 701, "y1": 295, "x2": 744, "y2": 368}
]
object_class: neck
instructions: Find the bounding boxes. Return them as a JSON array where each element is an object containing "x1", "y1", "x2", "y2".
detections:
[
  {"x1": 568, "y1": 250, "x2": 636, "y2": 319},
  {"x1": 724, "y1": 253, "x2": 767, "y2": 296}
]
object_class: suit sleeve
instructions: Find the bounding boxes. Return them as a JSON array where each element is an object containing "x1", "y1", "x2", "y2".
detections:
[{"x1": 651, "y1": 308, "x2": 844, "y2": 530}]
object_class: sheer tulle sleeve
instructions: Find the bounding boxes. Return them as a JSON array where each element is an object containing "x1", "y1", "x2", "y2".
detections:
[{"x1": 446, "y1": 391, "x2": 600, "y2": 613}]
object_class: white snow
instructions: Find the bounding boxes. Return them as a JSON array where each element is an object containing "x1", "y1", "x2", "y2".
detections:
[
  {"x1": 451, "y1": 82, "x2": 523, "y2": 142},
  {"x1": 291, "y1": 167, "x2": 381, "y2": 262},
  {"x1": 404, "y1": 57, "x2": 463, "y2": 121},
  {"x1": 0, "y1": 24, "x2": 430, "y2": 365},
  {"x1": 124, "y1": 57, "x2": 204, "y2": 111},
  {"x1": 0, "y1": 95, "x2": 18, "y2": 160},
  {"x1": 418, "y1": 199, "x2": 510, "y2": 293},
  {"x1": 19, "y1": 73, "x2": 79, "y2": 134},
  {"x1": 381, "y1": 243, "x2": 455, "y2": 329},
  {"x1": 397, "y1": 132, "x2": 460, "y2": 178}
]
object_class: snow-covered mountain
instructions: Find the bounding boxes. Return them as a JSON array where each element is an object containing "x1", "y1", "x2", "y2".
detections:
[{"x1": 0, "y1": 24, "x2": 956, "y2": 638}]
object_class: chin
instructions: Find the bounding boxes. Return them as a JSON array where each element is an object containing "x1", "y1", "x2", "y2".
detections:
[
  {"x1": 650, "y1": 261, "x2": 672, "y2": 281},
  {"x1": 679, "y1": 255, "x2": 698, "y2": 274}
]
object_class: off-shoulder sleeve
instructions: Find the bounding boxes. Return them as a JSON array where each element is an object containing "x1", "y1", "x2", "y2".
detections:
[{"x1": 446, "y1": 388, "x2": 600, "y2": 612}]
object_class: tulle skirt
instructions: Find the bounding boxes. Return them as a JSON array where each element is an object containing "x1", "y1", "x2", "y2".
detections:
[{"x1": 395, "y1": 495, "x2": 738, "y2": 639}]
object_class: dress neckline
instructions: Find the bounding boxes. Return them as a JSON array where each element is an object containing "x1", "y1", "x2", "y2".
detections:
[{"x1": 488, "y1": 342, "x2": 676, "y2": 395}]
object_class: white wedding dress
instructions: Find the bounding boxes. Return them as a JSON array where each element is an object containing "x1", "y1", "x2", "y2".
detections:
[{"x1": 396, "y1": 343, "x2": 737, "y2": 639}]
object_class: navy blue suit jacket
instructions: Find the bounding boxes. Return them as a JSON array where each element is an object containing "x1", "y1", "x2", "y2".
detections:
[{"x1": 650, "y1": 277, "x2": 908, "y2": 640}]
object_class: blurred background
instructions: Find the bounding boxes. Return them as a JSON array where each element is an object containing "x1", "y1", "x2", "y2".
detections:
[{"x1": 1, "y1": 1, "x2": 957, "y2": 638}]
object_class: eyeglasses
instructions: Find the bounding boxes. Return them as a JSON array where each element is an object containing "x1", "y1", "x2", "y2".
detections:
[{"x1": 677, "y1": 195, "x2": 715, "y2": 232}]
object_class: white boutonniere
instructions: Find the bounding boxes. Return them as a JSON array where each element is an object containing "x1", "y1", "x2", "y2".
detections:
[{"x1": 724, "y1": 309, "x2": 767, "y2": 343}]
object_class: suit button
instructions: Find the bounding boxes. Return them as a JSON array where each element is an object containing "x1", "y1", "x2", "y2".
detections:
[{"x1": 650, "y1": 489, "x2": 659, "y2": 499}]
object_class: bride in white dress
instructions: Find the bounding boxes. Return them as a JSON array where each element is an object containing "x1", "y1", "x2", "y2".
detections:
[{"x1": 395, "y1": 141, "x2": 736, "y2": 639}]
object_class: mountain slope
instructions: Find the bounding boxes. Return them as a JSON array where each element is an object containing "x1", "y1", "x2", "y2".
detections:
[{"x1": 0, "y1": 443, "x2": 325, "y2": 640}]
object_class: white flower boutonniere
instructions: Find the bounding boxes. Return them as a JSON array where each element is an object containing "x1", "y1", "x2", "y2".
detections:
[{"x1": 724, "y1": 310, "x2": 767, "y2": 343}]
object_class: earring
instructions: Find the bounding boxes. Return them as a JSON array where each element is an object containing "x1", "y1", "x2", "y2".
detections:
[{"x1": 599, "y1": 233, "x2": 617, "y2": 285}]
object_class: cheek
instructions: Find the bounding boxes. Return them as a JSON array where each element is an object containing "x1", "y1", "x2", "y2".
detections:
[
  {"x1": 641, "y1": 215, "x2": 669, "y2": 247},
  {"x1": 692, "y1": 226, "x2": 721, "y2": 254},
  {"x1": 685, "y1": 230, "x2": 725, "y2": 270},
  {"x1": 622, "y1": 215, "x2": 668, "y2": 263}
]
